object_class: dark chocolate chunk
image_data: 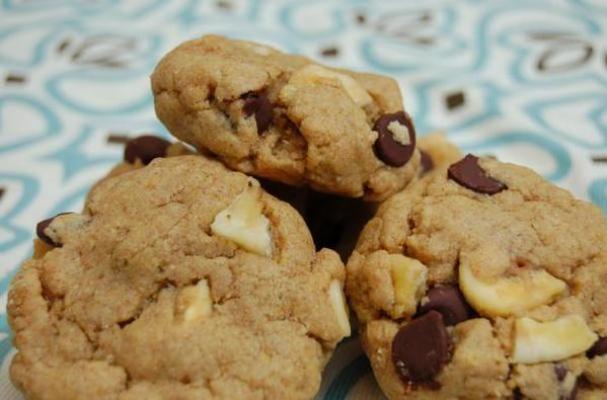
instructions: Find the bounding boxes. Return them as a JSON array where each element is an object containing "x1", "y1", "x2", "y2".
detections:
[
  {"x1": 587, "y1": 337, "x2": 607, "y2": 358},
  {"x1": 555, "y1": 364, "x2": 568, "y2": 381},
  {"x1": 0, "y1": 187, "x2": 5, "y2": 201},
  {"x1": 242, "y1": 92, "x2": 273, "y2": 133},
  {"x1": 447, "y1": 154, "x2": 507, "y2": 195},
  {"x1": 392, "y1": 310, "x2": 450, "y2": 383},
  {"x1": 417, "y1": 286, "x2": 472, "y2": 326},
  {"x1": 124, "y1": 135, "x2": 171, "y2": 165},
  {"x1": 373, "y1": 111, "x2": 416, "y2": 167},
  {"x1": 420, "y1": 150, "x2": 434, "y2": 174},
  {"x1": 36, "y1": 212, "x2": 72, "y2": 247}
]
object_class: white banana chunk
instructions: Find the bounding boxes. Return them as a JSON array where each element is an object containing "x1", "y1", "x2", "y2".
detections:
[
  {"x1": 390, "y1": 254, "x2": 428, "y2": 318},
  {"x1": 211, "y1": 179, "x2": 272, "y2": 257},
  {"x1": 512, "y1": 315, "x2": 598, "y2": 364},
  {"x1": 459, "y1": 260, "x2": 566, "y2": 317}
]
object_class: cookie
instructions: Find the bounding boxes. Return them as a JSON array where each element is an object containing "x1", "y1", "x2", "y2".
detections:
[
  {"x1": 346, "y1": 154, "x2": 607, "y2": 399},
  {"x1": 9, "y1": 155, "x2": 350, "y2": 400},
  {"x1": 151, "y1": 35, "x2": 420, "y2": 201},
  {"x1": 93, "y1": 134, "x2": 373, "y2": 260},
  {"x1": 416, "y1": 132, "x2": 462, "y2": 176}
]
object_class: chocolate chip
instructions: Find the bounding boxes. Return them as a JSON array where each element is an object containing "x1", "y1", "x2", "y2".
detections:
[
  {"x1": 242, "y1": 92, "x2": 273, "y2": 133},
  {"x1": 420, "y1": 150, "x2": 434, "y2": 174},
  {"x1": 417, "y1": 286, "x2": 473, "y2": 326},
  {"x1": 124, "y1": 135, "x2": 171, "y2": 165},
  {"x1": 373, "y1": 111, "x2": 416, "y2": 167},
  {"x1": 555, "y1": 364, "x2": 568, "y2": 381},
  {"x1": 36, "y1": 212, "x2": 72, "y2": 247},
  {"x1": 392, "y1": 310, "x2": 450, "y2": 383},
  {"x1": 0, "y1": 187, "x2": 5, "y2": 201},
  {"x1": 587, "y1": 337, "x2": 607, "y2": 358},
  {"x1": 447, "y1": 154, "x2": 507, "y2": 195}
]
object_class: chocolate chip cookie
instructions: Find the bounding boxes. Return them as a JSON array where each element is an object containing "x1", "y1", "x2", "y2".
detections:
[
  {"x1": 9, "y1": 155, "x2": 350, "y2": 400},
  {"x1": 346, "y1": 154, "x2": 607, "y2": 399},
  {"x1": 151, "y1": 35, "x2": 420, "y2": 201},
  {"x1": 416, "y1": 132, "x2": 462, "y2": 176},
  {"x1": 93, "y1": 134, "x2": 374, "y2": 260}
]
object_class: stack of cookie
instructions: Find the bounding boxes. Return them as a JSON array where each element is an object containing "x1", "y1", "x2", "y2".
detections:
[{"x1": 7, "y1": 35, "x2": 607, "y2": 400}]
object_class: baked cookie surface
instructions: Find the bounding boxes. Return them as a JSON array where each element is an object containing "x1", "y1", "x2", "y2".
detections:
[
  {"x1": 152, "y1": 35, "x2": 420, "y2": 201},
  {"x1": 9, "y1": 155, "x2": 350, "y2": 400},
  {"x1": 346, "y1": 155, "x2": 607, "y2": 399}
]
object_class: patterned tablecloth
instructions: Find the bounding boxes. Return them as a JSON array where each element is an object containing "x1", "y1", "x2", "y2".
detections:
[{"x1": 0, "y1": 0, "x2": 606, "y2": 398}]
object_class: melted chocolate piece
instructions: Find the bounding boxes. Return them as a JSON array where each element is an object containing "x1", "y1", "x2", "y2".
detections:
[
  {"x1": 124, "y1": 135, "x2": 171, "y2": 165},
  {"x1": 392, "y1": 311, "x2": 450, "y2": 384},
  {"x1": 373, "y1": 111, "x2": 416, "y2": 167},
  {"x1": 447, "y1": 154, "x2": 507, "y2": 195},
  {"x1": 417, "y1": 286, "x2": 473, "y2": 326},
  {"x1": 242, "y1": 92, "x2": 273, "y2": 133}
]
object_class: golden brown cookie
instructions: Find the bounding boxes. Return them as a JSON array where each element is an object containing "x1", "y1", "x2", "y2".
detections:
[
  {"x1": 346, "y1": 154, "x2": 607, "y2": 399},
  {"x1": 151, "y1": 35, "x2": 420, "y2": 201},
  {"x1": 9, "y1": 155, "x2": 350, "y2": 400},
  {"x1": 416, "y1": 132, "x2": 462, "y2": 176},
  {"x1": 92, "y1": 135, "x2": 374, "y2": 261}
]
